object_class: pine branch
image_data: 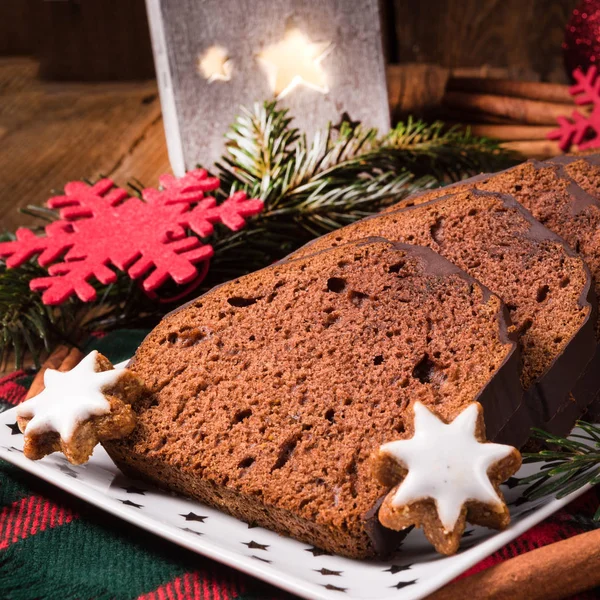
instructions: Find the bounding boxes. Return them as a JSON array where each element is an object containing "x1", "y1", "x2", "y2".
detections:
[
  {"x1": 0, "y1": 257, "x2": 75, "y2": 369},
  {"x1": 0, "y1": 227, "x2": 161, "y2": 369},
  {"x1": 200, "y1": 102, "x2": 517, "y2": 288},
  {"x1": 520, "y1": 423, "x2": 600, "y2": 520},
  {"x1": 1, "y1": 100, "x2": 520, "y2": 364},
  {"x1": 379, "y1": 119, "x2": 517, "y2": 181}
]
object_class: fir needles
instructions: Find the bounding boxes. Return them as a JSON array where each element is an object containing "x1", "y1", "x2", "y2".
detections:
[
  {"x1": 1, "y1": 100, "x2": 518, "y2": 367},
  {"x1": 521, "y1": 423, "x2": 600, "y2": 520}
]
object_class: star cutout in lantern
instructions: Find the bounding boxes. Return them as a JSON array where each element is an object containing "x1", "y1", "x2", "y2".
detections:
[
  {"x1": 258, "y1": 28, "x2": 332, "y2": 99},
  {"x1": 198, "y1": 45, "x2": 232, "y2": 83}
]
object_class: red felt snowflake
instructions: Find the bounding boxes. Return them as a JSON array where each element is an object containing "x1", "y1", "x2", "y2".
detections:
[
  {"x1": 0, "y1": 170, "x2": 263, "y2": 305},
  {"x1": 548, "y1": 65, "x2": 600, "y2": 151}
]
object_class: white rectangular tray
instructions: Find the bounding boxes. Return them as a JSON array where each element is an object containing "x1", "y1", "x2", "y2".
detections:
[{"x1": 0, "y1": 405, "x2": 590, "y2": 600}]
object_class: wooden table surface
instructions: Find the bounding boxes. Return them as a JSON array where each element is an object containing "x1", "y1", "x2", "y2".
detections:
[
  {"x1": 0, "y1": 57, "x2": 171, "y2": 232},
  {"x1": 0, "y1": 56, "x2": 568, "y2": 233}
]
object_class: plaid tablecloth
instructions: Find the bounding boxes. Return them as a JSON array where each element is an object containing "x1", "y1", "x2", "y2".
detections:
[{"x1": 1, "y1": 330, "x2": 598, "y2": 600}]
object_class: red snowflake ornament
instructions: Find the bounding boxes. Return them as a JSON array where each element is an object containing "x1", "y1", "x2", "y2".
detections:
[
  {"x1": 548, "y1": 65, "x2": 600, "y2": 151},
  {"x1": 0, "y1": 170, "x2": 263, "y2": 305}
]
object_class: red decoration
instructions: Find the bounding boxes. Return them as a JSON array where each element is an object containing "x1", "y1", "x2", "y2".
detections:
[
  {"x1": 0, "y1": 170, "x2": 263, "y2": 305},
  {"x1": 547, "y1": 65, "x2": 600, "y2": 152},
  {"x1": 563, "y1": 0, "x2": 600, "y2": 77}
]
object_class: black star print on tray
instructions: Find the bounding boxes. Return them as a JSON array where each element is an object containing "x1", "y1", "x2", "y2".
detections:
[
  {"x1": 58, "y1": 464, "x2": 78, "y2": 478},
  {"x1": 509, "y1": 495, "x2": 530, "y2": 507},
  {"x1": 305, "y1": 546, "x2": 332, "y2": 557},
  {"x1": 121, "y1": 485, "x2": 147, "y2": 495},
  {"x1": 391, "y1": 580, "x2": 417, "y2": 589},
  {"x1": 243, "y1": 541, "x2": 269, "y2": 551},
  {"x1": 515, "y1": 504, "x2": 544, "y2": 519},
  {"x1": 180, "y1": 512, "x2": 207, "y2": 522},
  {"x1": 120, "y1": 499, "x2": 143, "y2": 508},
  {"x1": 322, "y1": 584, "x2": 347, "y2": 592},
  {"x1": 251, "y1": 555, "x2": 272, "y2": 564},
  {"x1": 315, "y1": 568, "x2": 342, "y2": 576},
  {"x1": 180, "y1": 527, "x2": 203, "y2": 536},
  {"x1": 384, "y1": 564, "x2": 412, "y2": 574},
  {"x1": 503, "y1": 476, "x2": 523, "y2": 489},
  {"x1": 7, "y1": 422, "x2": 21, "y2": 435}
]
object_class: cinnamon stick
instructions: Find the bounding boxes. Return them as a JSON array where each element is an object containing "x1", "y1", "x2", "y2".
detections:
[
  {"x1": 427, "y1": 529, "x2": 600, "y2": 600},
  {"x1": 25, "y1": 345, "x2": 84, "y2": 400},
  {"x1": 500, "y1": 140, "x2": 563, "y2": 160},
  {"x1": 459, "y1": 124, "x2": 555, "y2": 141},
  {"x1": 447, "y1": 78, "x2": 573, "y2": 104},
  {"x1": 443, "y1": 92, "x2": 578, "y2": 126}
]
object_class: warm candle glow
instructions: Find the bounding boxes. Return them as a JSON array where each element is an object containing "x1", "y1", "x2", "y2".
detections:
[
  {"x1": 198, "y1": 45, "x2": 232, "y2": 83},
  {"x1": 258, "y1": 29, "x2": 331, "y2": 99}
]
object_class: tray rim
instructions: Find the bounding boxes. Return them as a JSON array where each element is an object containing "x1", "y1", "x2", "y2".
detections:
[{"x1": 0, "y1": 405, "x2": 592, "y2": 600}]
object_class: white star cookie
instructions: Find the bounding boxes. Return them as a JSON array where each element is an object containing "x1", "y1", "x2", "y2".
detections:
[
  {"x1": 372, "y1": 402, "x2": 521, "y2": 555},
  {"x1": 17, "y1": 351, "x2": 144, "y2": 464}
]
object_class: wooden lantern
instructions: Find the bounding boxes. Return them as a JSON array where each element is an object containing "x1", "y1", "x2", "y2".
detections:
[{"x1": 145, "y1": 0, "x2": 390, "y2": 175}]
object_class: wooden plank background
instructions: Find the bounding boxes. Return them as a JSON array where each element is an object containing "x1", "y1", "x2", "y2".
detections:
[
  {"x1": 0, "y1": 0, "x2": 579, "y2": 82},
  {"x1": 391, "y1": 0, "x2": 578, "y2": 83},
  {"x1": 0, "y1": 0, "x2": 582, "y2": 230}
]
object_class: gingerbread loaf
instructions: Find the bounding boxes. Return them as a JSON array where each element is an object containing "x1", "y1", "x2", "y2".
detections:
[
  {"x1": 385, "y1": 157, "x2": 600, "y2": 428},
  {"x1": 104, "y1": 239, "x2": 522, "y2": 558},
  {"x1": 291, "y1": 189, "x2": 596, "y2": 439}
]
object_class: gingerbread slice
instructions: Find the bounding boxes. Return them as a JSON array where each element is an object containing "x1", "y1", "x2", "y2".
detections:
[{"x1": 290, "y1": 188, "x2": 596, "y2": 442}]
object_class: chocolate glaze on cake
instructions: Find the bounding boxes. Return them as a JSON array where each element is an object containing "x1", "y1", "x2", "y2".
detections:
[
  {"x1": 290, "y1": 189, "x2": 596, "y2": 440},
  {"x1": 384, "y1": 157, "x2": 600, "y2": 431},
  {"x1": 105, "y1": 239, "x2": 521, "y2": 558}
]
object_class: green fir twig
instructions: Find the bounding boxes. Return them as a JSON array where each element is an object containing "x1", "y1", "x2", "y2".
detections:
[
  {"x1": 520, "y1": 423, "x2": 600, "y2": 521},
  {"x1": 200, "y1": 102, "x2": 517, "y2": 288},
  {"x1": 1, "y1": 100, "x2": 519, "y2": 365}
]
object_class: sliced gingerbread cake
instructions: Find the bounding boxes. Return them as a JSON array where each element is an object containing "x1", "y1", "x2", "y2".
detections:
[
  {"x1": 290, "y1": 189, "x2": 596, "y2": 438},
  {"x1": 104, "y1": 239, "x2": 522, "y2": 559},
  {"x1": 384, "y1": 156, "x2": 600, "y2": 426}
]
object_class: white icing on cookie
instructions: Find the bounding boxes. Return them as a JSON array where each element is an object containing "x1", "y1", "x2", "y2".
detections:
[
  {"x1": 380, "y1": 402, "x2": 514, "y2": 532},
  {"x1": 17, "y1": 351, "x2": 124, "y2": 442}
]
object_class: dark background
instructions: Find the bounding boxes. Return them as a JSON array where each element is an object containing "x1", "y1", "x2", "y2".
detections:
[
  {"x1": 0, "y1": 0, "x2": 579, "y2": 82},
  {"x1": 0, "y1": 0, "x2": 581, "y2": 233}
]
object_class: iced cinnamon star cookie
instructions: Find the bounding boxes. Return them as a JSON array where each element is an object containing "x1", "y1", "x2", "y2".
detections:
[
  {"x1": 372, "y1": 402, "x2": 521, "y2": 555},
  {"x1": 17, "y1": 351, "x2": 143, "y2": 465}
]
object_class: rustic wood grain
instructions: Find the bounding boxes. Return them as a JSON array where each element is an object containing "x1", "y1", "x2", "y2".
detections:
[
  {"x1": 386, "y1": 63, "x2": 449, "y2": 120},
  {"x1": 393, "y1": 0, "x2": 578, "y2": 83},
  {"x1": 0, "y1": 58, "x2": 167, "y2": 232},
  {"x1": 0, "y1": 0, "x2": 37, "y2": 56},
  {"x1": 35, "y1": 0, "x2": 154, "y2": 81}
]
